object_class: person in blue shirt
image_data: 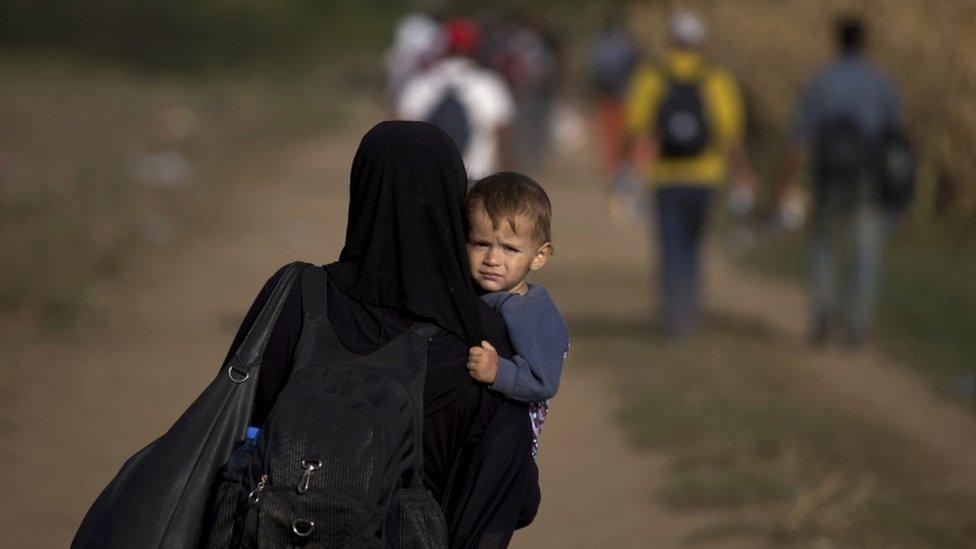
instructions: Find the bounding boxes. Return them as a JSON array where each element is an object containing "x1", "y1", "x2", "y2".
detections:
[
  {"x1": 463, "y1": 172, "x2": 570, "y2": 458},
  {"x1": 778, "y1": 15, "x2": 902, "y2": 347}
]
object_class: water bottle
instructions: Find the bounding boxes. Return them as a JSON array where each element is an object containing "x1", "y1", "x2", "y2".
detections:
[{"x1": 226, "y1": 426, "x2": 261, "y2": 476}]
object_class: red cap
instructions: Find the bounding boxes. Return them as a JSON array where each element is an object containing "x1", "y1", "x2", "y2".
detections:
[{"x1": 444, "y1": 18, "x2": 480, "y2": 56}]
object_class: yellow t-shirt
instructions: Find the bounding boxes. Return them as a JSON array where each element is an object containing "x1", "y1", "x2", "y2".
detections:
[{"x1": 625, "y1": 50, "x2": 744, "y2": 186}]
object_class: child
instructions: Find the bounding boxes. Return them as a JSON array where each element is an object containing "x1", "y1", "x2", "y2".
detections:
[{"x1": 464, "y1": 172, "x2": 570, "y2": 458}]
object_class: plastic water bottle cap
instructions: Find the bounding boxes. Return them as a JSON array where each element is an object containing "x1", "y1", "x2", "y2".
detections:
[{"x1": 246, "y1": 426, "x2": 261, "y2": 441}]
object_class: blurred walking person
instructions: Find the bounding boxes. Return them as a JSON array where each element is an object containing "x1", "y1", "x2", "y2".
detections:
[
  {"x1": 626, "y1": 10, "x2": 756, "y2": 337},
  {"x1": 778, "y1": 16, "x2": 903, "y2": 347},
  {"x1": 384, "y1": 13, "x2": 444, "y2": 113},
  {"x1": 397, "y1": 18, "x2": 515, "y2": 179},
  {"x1": 587, "y1": 15, "x2": 641, "y2": 221},
  {"x1": 482, "y1": 16, "x2": 560, "y2": 172}
]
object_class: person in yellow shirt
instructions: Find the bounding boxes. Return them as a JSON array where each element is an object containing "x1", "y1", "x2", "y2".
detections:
[{"x1": 626, "y1": 10, "x2": 755, "y2": 337}]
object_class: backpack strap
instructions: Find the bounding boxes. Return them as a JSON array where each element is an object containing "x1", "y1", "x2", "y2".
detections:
[
  {"x1": 227, "y1": 261, "x2": 308, "y2": 382},
  {"x1": 299, "y1": 263, "x2": 330, "y2": 321}
]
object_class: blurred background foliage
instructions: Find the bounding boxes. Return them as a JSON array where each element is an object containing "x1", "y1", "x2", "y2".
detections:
[
  {"x1": 0, "y1": 0, "x2": 599, "y2": 71},
  {"x1": 0, "y1": 0, "x2": 385, "y2": 71}
]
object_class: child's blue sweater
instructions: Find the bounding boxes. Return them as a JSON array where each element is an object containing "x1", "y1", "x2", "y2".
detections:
[{"x1": 480, "y1": 284, "x2": 569, "y2": 402}]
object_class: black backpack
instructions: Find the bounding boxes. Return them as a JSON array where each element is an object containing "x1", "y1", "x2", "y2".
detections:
[
  {"x1": 206, "y1": 266, "x2": 447, "y2": 548},
  {"x1": 814, "y1": 116, "x2": 868, "y2": 185},
  {"x1": 427, "y1": 87, "x2": 472, "y2": 154},
  {"x1": 655, "y1": 68, "x2": 711, "y2": 158},
  {"x1": 875, "y1": 126, "x2": 916, "y2": 214}
]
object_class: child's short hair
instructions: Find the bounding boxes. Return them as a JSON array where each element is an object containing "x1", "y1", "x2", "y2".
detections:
[{"x1": 466, "y1": 171, "x2": 552, "y2": 244}]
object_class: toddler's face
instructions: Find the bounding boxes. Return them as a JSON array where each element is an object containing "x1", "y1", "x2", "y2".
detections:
[{"x1": 466, "y1": 206, "x2": 551, "y2": 294}]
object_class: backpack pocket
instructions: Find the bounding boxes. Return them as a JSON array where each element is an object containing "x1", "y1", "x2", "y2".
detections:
[
  {"x1": 255, "y1": 487, "x2": 384, "y2": 548},
  {"x1": 396, "y1": 486, "x2": 448, "y2": 549},
  {"x1": 261, "y1": 389, "x2": 385, "y2": 503},
  {"x1": 204, "y1": 469, "x2": 250, "y2": 548}
]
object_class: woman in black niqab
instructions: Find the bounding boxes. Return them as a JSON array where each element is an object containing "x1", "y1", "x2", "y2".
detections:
[
  {"x1": 326, "y1": 120, "x2": 480, "y2": 346},
  {"x1": 221, "y1": 121, "x2": 538, "y2": 547}
]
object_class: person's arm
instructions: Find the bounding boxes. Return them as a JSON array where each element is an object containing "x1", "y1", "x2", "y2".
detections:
[
  {"x1": 467, "y1": 292, "x2": 569, "y2": 402},
  {"x1": 445, "y1": 305, "x2": 538, "y2": 545},
  {"x1": 624, "y1": 67, "x2": 659, "y2": 180},
  {"x1": 491, "y1": 353, "x2": 558, "y2": 402},
  {"x1": 770, "y1": 77, "x2": 821, "y2": 225},
  {"x1": 728, "y1": 140, "x2": 758, "y2": 194},
  {"x1": 773, "y1": 145, "x2": 808, "y2": 201},
  {"x1": 710, "y1": 70, "x2": 757, "y2": 196}
]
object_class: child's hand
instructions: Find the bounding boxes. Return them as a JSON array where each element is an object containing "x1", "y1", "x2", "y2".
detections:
[{"x1": 467, "y1": 341, "x2": 499, "y2": 384}]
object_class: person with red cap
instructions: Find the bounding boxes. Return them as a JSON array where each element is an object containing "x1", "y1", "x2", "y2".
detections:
[{"x1": 398, "y1": 18, "x2": 516, "y2": 179}]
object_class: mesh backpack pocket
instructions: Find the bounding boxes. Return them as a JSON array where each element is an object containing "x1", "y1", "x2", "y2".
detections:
[
  {"x1": 396, "y1": 486, "x2": 449, "y2": 549},
  {"x1": 254, "y1": 488, "x2": 384, "y2": 548},
  {"x1": 205, "y1": 469, "x2": 251, "y2": 548}
]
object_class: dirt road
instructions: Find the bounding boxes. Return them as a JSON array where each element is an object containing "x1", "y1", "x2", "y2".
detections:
[{"x1": 2, "y1": 113, "x2": 975, "y2": 547}]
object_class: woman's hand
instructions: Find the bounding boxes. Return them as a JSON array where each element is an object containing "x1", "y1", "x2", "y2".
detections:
[{"x1": 467, "y1": 341, "x2": 499, "y2": 384}]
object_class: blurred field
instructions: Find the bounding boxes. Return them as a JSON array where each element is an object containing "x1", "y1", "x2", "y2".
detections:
[{"x1": 0, "y1": 57, "x2": 354, "y2": 336}]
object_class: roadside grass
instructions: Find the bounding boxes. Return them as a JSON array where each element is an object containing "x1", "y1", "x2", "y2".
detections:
[
  {"x1": 738, "y1": 221, "x2": 976, "y2": 396},
  {"x1": 0, "y1": 55, "x2": 361, "y2": 333},
  {"x1": 572, "y1": 324, "x2": 976, "y2": 547}
]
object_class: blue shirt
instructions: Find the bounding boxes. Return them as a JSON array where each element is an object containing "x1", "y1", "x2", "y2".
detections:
[
  {"x1": 794, "y1": 54, "x2": 900, "y2": 144},
  {"x1": 480, "y1": 284, "x2": 569, "y2": 402}
]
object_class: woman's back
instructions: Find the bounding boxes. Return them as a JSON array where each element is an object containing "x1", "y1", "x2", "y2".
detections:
[{"x1": 224, "y1": 264, "x2": 515, "y2": 502}]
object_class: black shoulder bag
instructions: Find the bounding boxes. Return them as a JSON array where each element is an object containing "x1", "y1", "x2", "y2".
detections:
[{"x1": 72, "y1": 261, "x2": 307, "y2": 549}]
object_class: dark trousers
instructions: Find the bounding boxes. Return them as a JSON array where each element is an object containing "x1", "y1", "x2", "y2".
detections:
[{"x1": 654, "y1": 185, "x2": 714, "y2": 336}]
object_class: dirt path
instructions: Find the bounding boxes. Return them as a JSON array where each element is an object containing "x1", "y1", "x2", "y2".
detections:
[
  {"x1": 3, "y1": 112, "x2": 975, "y2": 548},
  {"x1": 707, "y1": 251, "x2": 976, "y2": 492}
]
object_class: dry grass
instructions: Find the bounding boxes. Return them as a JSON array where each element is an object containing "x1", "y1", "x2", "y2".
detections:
[
  {"x1": 573, "y1": 324, "x2": 976, "y2": 547},
  {"x1": 630, "y1": 0, "x2": 976, "y2": 230}
]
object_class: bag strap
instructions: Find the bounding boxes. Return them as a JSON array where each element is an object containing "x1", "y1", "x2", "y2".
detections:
[
  {"x1": 227, "y1": 261, "x2": 308, "y2": 382},
  {"x1": 300, "y1": 264, "x2": 329, "y2": 322}
]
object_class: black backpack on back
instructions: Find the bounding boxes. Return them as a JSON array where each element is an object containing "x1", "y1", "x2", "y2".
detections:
[
  {"x1": 655, "y1": 68, "x2": 711, "y2": 159},
  {"x1": 427, "y1": 86, "x2": 472, "y2": 154},
  {"x1": 206, "y1": 266, "x2": 447, "y2": 548},
  {"x1": 875, "y1": 125, "x2": 916, "y2": 214},
  {"x1": 814, "y1": 116, "x2": 868, "y2": 186}
]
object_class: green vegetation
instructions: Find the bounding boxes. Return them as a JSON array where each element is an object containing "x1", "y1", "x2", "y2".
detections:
[
  {"x1": 0, "y1": 1, "x2": 403, "y2": 71},
  {"x1": 572, "y1": 328, "x2": 976, "y2": 546}
]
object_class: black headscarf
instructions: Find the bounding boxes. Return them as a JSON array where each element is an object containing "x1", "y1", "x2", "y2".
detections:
[{"x1": 325, "y1": 121, "x2": 481, "y2": 345}]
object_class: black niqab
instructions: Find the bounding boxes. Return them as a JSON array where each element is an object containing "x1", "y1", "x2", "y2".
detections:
[{"x1": 325, "y1": 121, "x2": 481, "y2": 346}]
